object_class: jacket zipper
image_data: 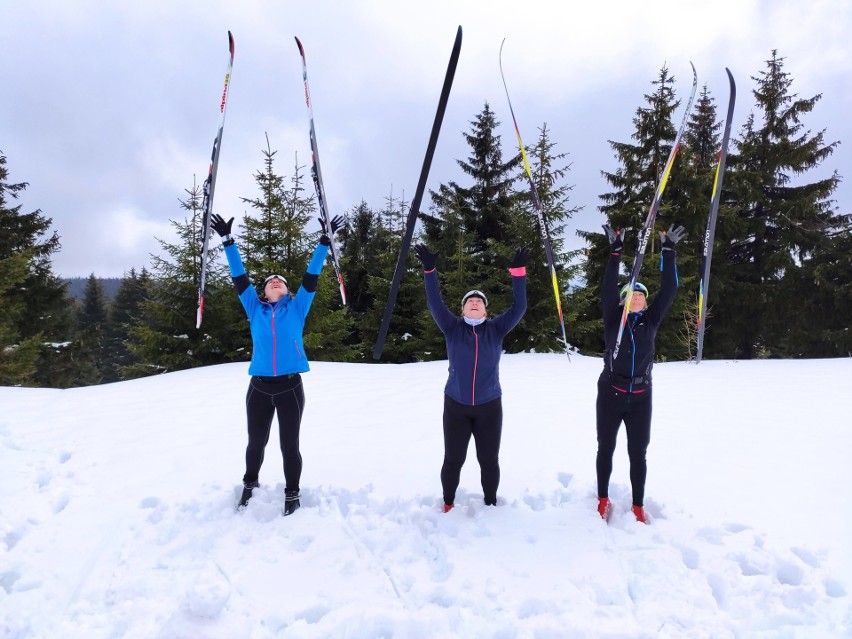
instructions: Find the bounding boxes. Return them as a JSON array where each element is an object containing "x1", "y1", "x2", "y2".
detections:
[
  {"x1": 471, "y1": 325, "x2": 479, "y2": 405},
  {"x1": 271, "y1": 309, "x2": 277, "y2": 376}
]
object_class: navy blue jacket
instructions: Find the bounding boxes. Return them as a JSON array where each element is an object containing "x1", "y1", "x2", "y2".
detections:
[
  {"x1": 601, "y1": 250, "x2": 678, "y2": 384},
  {"x1": 424, "y1": 270, "x2": 527, "y2": 405},
  {"x1": 224, "y1": 241, "x2": 328, "y2": 376}
]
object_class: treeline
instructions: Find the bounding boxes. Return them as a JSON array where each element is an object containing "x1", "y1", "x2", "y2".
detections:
[{"x1": 2, "y1": 52, "x2": 850, "y2": 388}]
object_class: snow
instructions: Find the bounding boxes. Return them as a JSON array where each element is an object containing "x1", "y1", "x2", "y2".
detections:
[{"x1": 1, "y1": 353, "x2": 851, "y2": 638}]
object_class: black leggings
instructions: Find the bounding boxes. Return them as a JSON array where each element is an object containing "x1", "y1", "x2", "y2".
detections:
[
  {"x1": 441, "y1": 395, "x2": 503, "y2": 506},
  {"x1": 595, "y1": 376, "x2": 652, "y2": 506},
  {"x1": 243, "y1": 374, "x2": 305, "y2": 490}
]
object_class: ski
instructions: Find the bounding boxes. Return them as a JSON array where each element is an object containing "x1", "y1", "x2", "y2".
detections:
[
  {"x1": 372, "y1": 26, "x2": 462, "y2": 360},
  {"x1": 196, "y1": 30, "x2": 235, "y2": 329},
  {"x1": 696, "y1": 68, "x2": 736, "y2": 363},
  {"x1": 499, "y1": 38, "x2": 569, "y2": 356},
  {"x1": 612, "y1": 62, "x2": 698, "y2": 361},
  {"x1": 295, "y1": 37, "x2": 347, "y2": 305}
]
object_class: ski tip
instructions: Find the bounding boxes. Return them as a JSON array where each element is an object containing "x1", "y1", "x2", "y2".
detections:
[
  {"x1": 295, "y1": 36, "x2": 304, "y2": 55},
  {"x1": 228, "y1": 31, "x2": 234, "y2": 54}
]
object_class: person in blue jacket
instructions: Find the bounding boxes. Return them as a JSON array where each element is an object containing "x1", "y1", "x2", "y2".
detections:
[
  {"x1": 211, "y1": 212, "x2": 342, "y2": 515},
  {"x1": 414, "y1": 243, "x2": 528, "y2": 512},
  {"x1": 596, "y1": 223, "x2": 684, "y2": 524}
]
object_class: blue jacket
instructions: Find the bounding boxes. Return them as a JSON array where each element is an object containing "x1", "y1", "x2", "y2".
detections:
[
  {"x1": 424, "y1": 269, "x2": 527, "y2": 405},
  {"x1": 223, "y1": 241, "x2": 329, "y2": 376},
  {"x1": 601, "y1": 249, "x2": 678, "y2": 383}
]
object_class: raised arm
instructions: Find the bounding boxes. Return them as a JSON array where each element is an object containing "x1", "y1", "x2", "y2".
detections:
[
  {"x1": 601, "y1": 224, "x2": 625, "y2": 323},
  {"x1": 646, "y1": 224, "x2": 684, "y2": 326},
  {"x1": 491, "y1": 248, "x2": 529, "y2": 335},
  {"x1": 415, "y1": 244, "x2": 457, "y2": 334}
]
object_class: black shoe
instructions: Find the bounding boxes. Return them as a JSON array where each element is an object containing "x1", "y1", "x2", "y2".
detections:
[
  {"x1": 283, "y1": 489, "x2": 300, "y2": 516},
  {"x1": 237, "y1": 480, "x2": 259, "y2": 509}
]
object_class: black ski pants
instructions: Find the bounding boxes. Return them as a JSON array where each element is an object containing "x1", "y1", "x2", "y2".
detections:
[
  {"x1": 595, "y1": 375, "x2": 652, "y2": 507},
  {"x1": 243, "y1": 374, "x2": 304, "y2": 490},
  {"x1": 441, "y1": 395, "x2": 503, "y2": 506}
]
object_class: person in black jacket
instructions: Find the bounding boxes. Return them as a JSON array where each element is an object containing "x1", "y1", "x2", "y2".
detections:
[
  {"x1": 596, "y1": 223, "x2": 685, "y2": 524},
  {"x1": 414, "y1": 244, "x2": 528, "y2": 512}
]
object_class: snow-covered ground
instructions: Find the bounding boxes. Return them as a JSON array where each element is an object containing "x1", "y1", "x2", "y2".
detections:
[{"x1": 1, "y1": 353, "x2": 850, "y2": 638}]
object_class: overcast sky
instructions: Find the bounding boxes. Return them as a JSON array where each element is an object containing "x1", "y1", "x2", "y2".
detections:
[{"x1": 2, "y1": 0, "x2": 850, "y2": 277}]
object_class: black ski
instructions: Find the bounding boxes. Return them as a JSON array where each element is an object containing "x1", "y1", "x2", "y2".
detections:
[
  {"x1": 196, "y1": 31, "x2": 235, "y2": 329},
  {"x1": 696, "y1": 68, "x2": 736, "y2": 363},
  {"x1": 372, "y1": 26, "x2": 462, "y2": 360},
  {"x1": 295, "y1": 37, "x2": 347, "y2": 305},
  {"x1": 612, "y1": 62, "x2": 698, "y2": 361}
]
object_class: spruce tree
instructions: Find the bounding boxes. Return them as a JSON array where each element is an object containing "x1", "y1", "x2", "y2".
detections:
[
  {"x1": 239, "y1": 138, "x2": 314, "y2": 279},
  {"x1": 73, "y1": 273, "x2": 109, "y2": 384},
  {"x1": 102, "y1": 268, "x2": 148, "y2": 382},
  {"x1": 0, "y1": 152, "x2": 76, "y2": 386},
  {"x1": 676, "y1": 84, "x2": 725, "y2": 359},
  {"x1": 124, "y1": 180, "x2": 244, "y2": 377},
  {"x1": 715, "y1": 51, "x2": 841, "y2": 358},
  {"x1": 573, "y1": 66, "x2": 693, "y2": 359},
  {"x1": 354, "y1": 192, "x2": 429, "y2": 363},
  {"x1": 789, "y1": 223, "x2": 852, "y2": 356},
  {"x1": 505, "y1": 123, "x2": 581, "y2": 353},
  {"x1": 423, "y1": 102, "x2": 522, "y2": 346},
  {"x1": 237, "y1": 138, "x2": 356, "y2": 362}
]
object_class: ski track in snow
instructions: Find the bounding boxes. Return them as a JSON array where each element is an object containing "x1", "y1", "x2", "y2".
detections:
[{"x1": 2, "y1": 474, "x2": 849, "y2": 638}]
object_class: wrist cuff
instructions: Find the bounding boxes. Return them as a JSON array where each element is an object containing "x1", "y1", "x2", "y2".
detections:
[
  {"x1": 508, "y1": 266, "x2": 526, "y2": 277},
  {"x1": 223, "y1": 236, "x2": 234, "y2": 246}
]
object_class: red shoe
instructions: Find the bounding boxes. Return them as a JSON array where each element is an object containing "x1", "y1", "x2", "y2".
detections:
[
  {"x1": 597, "y1": 497, "x2": 612, "y2": 521},
  {"x1": 442, "y1": 503, "x2": 454, "y2": 513},
  {"x1": 632, "y1": 505, "x2": 649, "y2": 524}
]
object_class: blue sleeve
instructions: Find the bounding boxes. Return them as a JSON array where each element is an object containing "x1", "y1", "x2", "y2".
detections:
[
  {"x1": 491, "y1": 274, "x2": 527, "y2": 335},
  {"x1": 223, "y1": 242, "x2": 246, "y2": 277},
  {"x1": 424, "y1": 270, "x2": 458, "y2": 334},
  {"x1": 293, "y1": 242, "x2": 330, "y2": 319},
  {"x1": 224, "y1": 242, "x2": 258, "y2": 315}
]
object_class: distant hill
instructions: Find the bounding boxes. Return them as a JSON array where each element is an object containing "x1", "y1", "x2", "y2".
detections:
[{"x1": 63, "y1": 277, "x2": 123, "y2": 301}]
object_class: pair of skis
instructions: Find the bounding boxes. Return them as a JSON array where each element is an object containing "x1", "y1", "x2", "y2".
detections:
[
  {"x1": 609, "y1": 66, "x2": 735, "y2": 363},
  {"x1": 611, "y1": 63, "x2": 699, "y2": 361},
  {"x1": 195, "y1": 32, "x2": 349, "y2": 329}
]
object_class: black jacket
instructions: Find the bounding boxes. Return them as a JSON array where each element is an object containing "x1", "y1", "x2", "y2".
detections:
[{"x1": 601, "y1": 250, "x2": 678, "y2": 385}]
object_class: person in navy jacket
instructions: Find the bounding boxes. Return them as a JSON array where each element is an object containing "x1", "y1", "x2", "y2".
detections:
[
  {"x1": 596, "y1": 223, "x2": 684, "y2": 524},
  {"x1": 414, "y1": 243, "x2": 528, "y2": 512},
  {"x1": 211, "y1": 212, "x2": 342, "y2": 515}
]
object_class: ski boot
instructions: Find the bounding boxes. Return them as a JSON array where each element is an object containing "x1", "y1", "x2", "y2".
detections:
[
  {"x1": 283, "y1": 489, "x2": 300, "y2": 516},
  {"x1": 237, "y1": 480, "x2": 259, "y2": 510},
  {"x1": 597, "y1": 497, "x2": 612, "y2": 522},
  {"x1": 632, "y1": 504, "x2": 649, "y2": 524}
]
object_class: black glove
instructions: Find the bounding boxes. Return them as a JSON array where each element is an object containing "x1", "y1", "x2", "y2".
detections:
[
  {"x1": 506, "y1": 247, "x2": 529, "y2": 269},
  {"x1": 660, "y1": 224, "x2": 686, "y2": 251},
  {"x1": 319, "y1": 215, "x2": 344, "y2": 242},
  {"x1": 414, "y1": 244, "x2": 439, "y2": 271},
  {"x1": 602, "y1": 224, "x2": 625, "y2": 254},
  {"x1": 211, "y1": 214, "x2": 234, "y2": 239}
]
